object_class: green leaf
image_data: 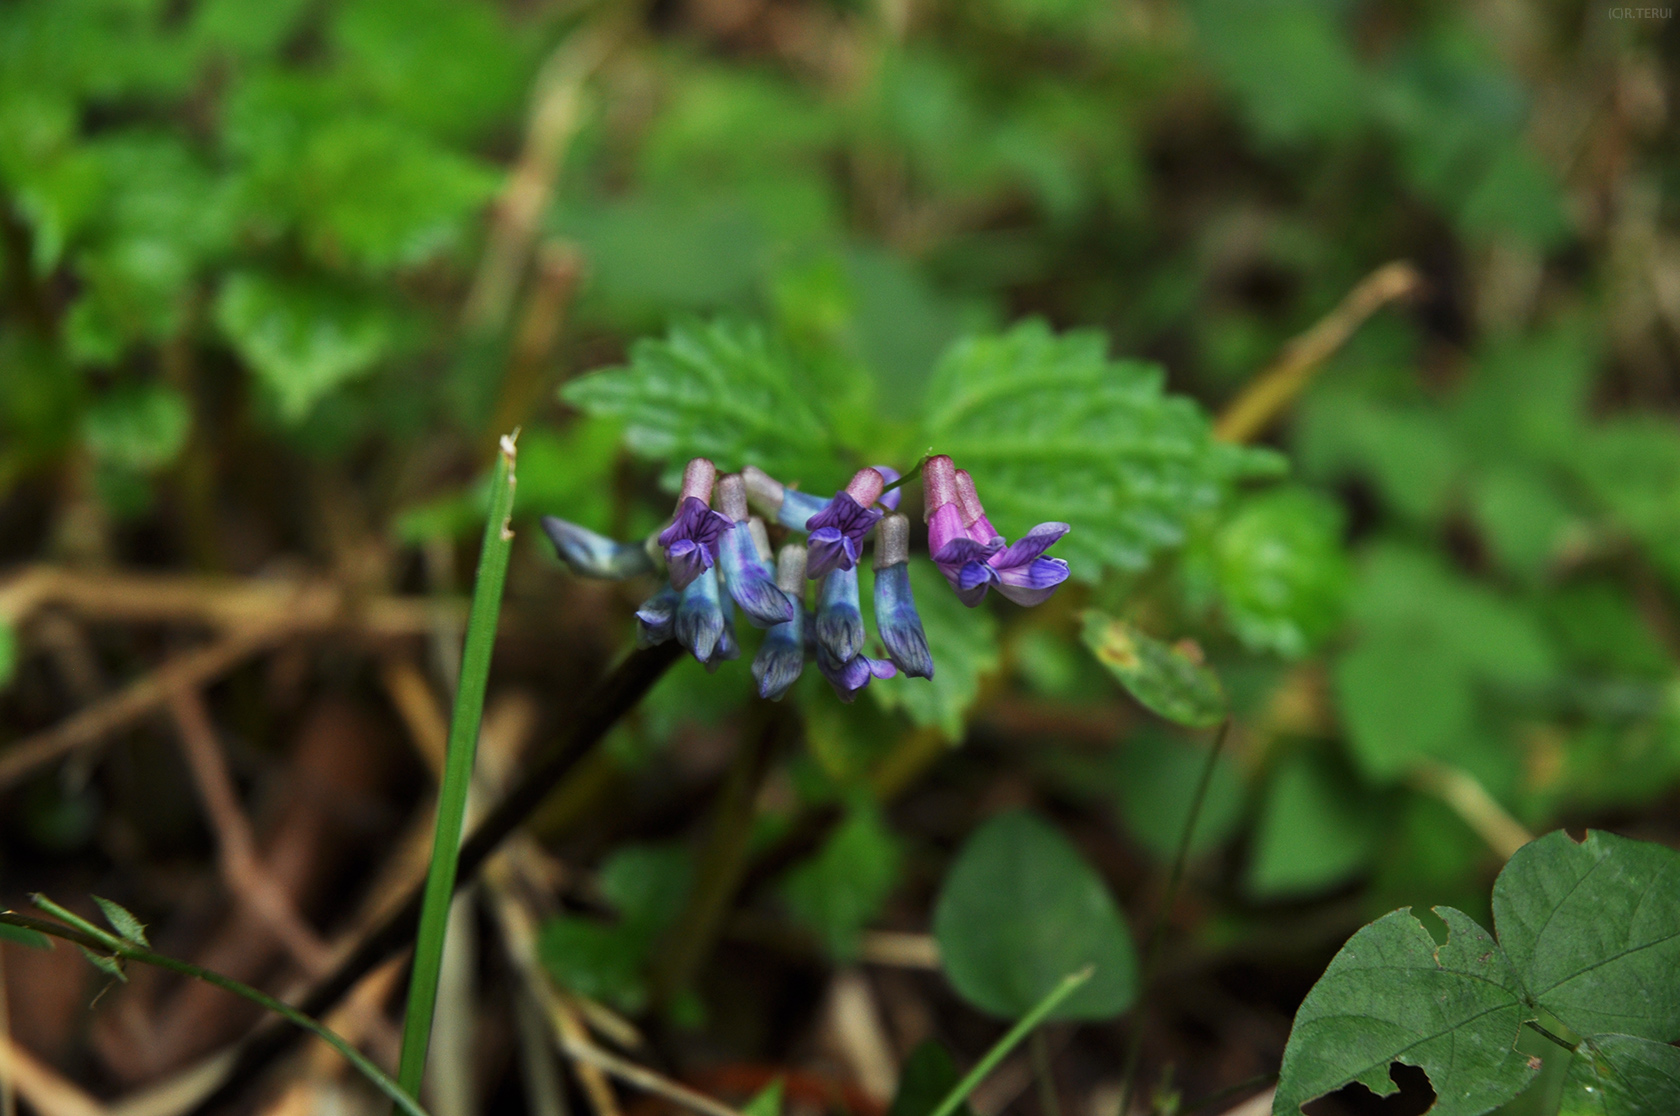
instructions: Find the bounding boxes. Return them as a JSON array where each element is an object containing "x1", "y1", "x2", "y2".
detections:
[
  {"x1": 1188, "y1": 0, "x2": 1366, "y2": 144},
  {"x1": 780, "y1": 804, "x2": 903, "y2": 961},
  {"x1": 82, "y1": 382, "x2": 190, "y2": 471},
  {"x1": 933, "y1": 810, "x2": 1136, "y2": 1021},
  {"x1": 890, "y1": 1041, "x2": 971, "y2": 1116},
  {"x1": 923, "y1": 320, "x2": 1276, "y2": 579},
  {"x1": 93, "y1": 895, "x2": 149, "y2": 946},
  {"x1": 1081, "y1": 611, "x2": 1227, "y2": 728},
  {"x1": 1559, "y1": 1034, "x2": 1680, "y2": 1116},
  {"x1": 0, "y1": 618, "x2": 16, "y2": 690},
  {"x1": 1333, "y1": 631, "x2": 1475, "y2": 781},
  {"x1": 0, "y1": 922, "x2": 52, "y2": 951},
  {"x1": 563, "y1": 318, "x2": 845, "y2": 488},
  {"x1": 1190, "y1": 486, "x2": 1350, "y2": 658},
  {"x1": 1247, "y1": 756, "x2": 1379, "y2": 899},
  {"x1": 869, "y1": 562, "x2": 1001, "y2": 739},
  {"x1": 215, "y1": 271, "x2": 393, "y2": 422},
  {"x1": 1273, "y1": 907, "x2": 1538, "y2": 1116},
  {"x1": 79, "y1": 945, "x2": 128, "y2": 983},
  {"x1": 1492, "y1": 830, "x2": 1680, "y2": 1043},
  {"x1": 1113, "y1": 732, "x2": 1245, "y2": 863},
  {"x1": 741, "y1": 1079, "x2": 785, "y2": 1116}
]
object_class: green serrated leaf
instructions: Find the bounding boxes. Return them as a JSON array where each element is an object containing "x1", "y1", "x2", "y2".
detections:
[
  {"x1": 1081, "y1": 611, "x2": 1227, "y2": 728},
  {"x1": 563, "y1": 318, "x2": 846, "y2": 487},
  {"x1": 1273, "y1": 906, "x2": 1538, "y2": 1116},
  {"x1": 923, "y1": 320, "x2": 1275, "y2": 580},
  {"x1": 869, "y1": 562, "x2": 1000, "y2": 739},
  {"x1": 0, "y1": 922, "x2": 52, "y2": 951},
  {"x1": 1493, "y1": 830, "x2": 1680, "y2": 1043},
  {"x1": 1558, "y1": 1034, "x2": 1680, "y2": 1116},
  {"x1": 93, "y1": 895, "x2": 149, "y2": 946},
  {"x1": 933, "y1": 810, "x2": 1136, "y2": 1021},
  {"x1": 82, "y1": 382, "x2": 190, "y2": 471},
  {"x1": 215, "y1": 271, "x2": 392, "y2": 422},
  {"x1": 890, "y1": 1040, "x2": 971, "y2": 1116},
  {"x1": 780, "y1": 804, "x2": 903, "y2": 961},
  {"x1": 79, "y1": 945, "x2": 128, "y2": 982}
]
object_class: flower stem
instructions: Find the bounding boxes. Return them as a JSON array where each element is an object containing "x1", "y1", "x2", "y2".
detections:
[{"x1": 926, "y1": 968, "x2": 1093, "y2": 1116}]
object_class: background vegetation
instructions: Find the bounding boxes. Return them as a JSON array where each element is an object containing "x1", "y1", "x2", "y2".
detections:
[{"x1": 1, "y1": 0, "x2": 1677, "y2": 1114}]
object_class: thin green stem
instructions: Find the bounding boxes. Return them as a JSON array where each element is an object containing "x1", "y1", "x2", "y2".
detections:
[
  {"x1": 879, "y1": 455, "x2": 927, "y2": 496},
  {"x1": 1524, "y1": 1019, "x2": 1579, "y2": 1052},
  {"x1": 4, "y1": 906, "x2": 428, "y2": 1116},
  {"x1": 1030, "y1": 1030, "x2": 1061, "y2": 1116},
  {"x1": 1181, "y1": 1072, "x2": 1277, "y2": 1113},
  {"x1": 1115, "y1": 719, "x2": 1232, "y2": 1116},
  {"x1": 926, "y1": 968, "x2": 1093, "y2": 1116},
  {"x1": 397, "y1": 432, "x2": 520, "y2": 1096}
]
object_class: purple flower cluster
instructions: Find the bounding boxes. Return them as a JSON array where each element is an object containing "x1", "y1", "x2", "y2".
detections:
[{"x1": 542, "y1": 455, "x2": 1070, "y2": 701}]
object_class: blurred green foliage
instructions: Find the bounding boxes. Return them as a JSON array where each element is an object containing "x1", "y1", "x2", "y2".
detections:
[{"x1": 2, "y1": 0, "x2": 1678, "y2": 1064}]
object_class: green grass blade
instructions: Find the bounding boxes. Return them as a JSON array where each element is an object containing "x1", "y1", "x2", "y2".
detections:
[
  {"x1": 925, "y1": 967, "x2": 1093, "y2": 1116},
  {"x1": 396, "y1": 433, "x2": 519, "y2": 1097},
  {"x1": 5, "y1": 907, "x2": 429, "y2": 1116}
]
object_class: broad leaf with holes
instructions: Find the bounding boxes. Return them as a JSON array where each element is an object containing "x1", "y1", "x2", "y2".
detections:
[
  {"x1": 563, "y1": 318, "x2": 846, "y2": 488},
  {"x1": 1492, "y1": 830, "x2": 1680, "y2": 1042},
  {"x1": 1276, "y1": 830, "x2": 1680, "y2": 1115},
  {"x1": 923, "y1": 320, "x2": 1278, "y2": 578},
  {"x1": 933, "y1": 810, "x2": 1136, "y2": 1021},
  {"x1": 1273, "y1": 907, "x2": 1538, "y2": 1115},
  {"x1": 1559, "y1": 1034, "x2": 1680, "y2": 1116}
]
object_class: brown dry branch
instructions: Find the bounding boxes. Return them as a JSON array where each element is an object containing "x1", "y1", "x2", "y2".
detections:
[
  {"x1": 168, "y1": 686, "x2": 333, "y2": 976},
  {"x1": 1214, "y1": 261, "x2": 1423, "y2": 445}
]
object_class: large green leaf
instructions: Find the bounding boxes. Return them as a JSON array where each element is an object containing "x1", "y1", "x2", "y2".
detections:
[
  {"x1": 868, "y1": 562, "x2": 1001, "y2": 739},
  {"x1": 1492, "y1": 830, "x2": 1680, "y2": 1043},
  {"x1": 1273, "y1": 907, "x2": 1538, "y2": 1115},
  {"x1": 889, "y1": 1040, "x2": 971, "y2": 1116},
  {"x1": 923, "y1": 320, "x2": 1276, "y2": 579},
  {"x1": 563, "y1": 318, "x2": 846, "y2": 488},
  {"x1": 933, "y1": 810, "x2": 1136, "y2": 1021},
  {"x1": 1247, "y1": 755, "x2": 1379, "y2": 899},
  {"x1": 1558, "y1": 1034, "x2": 1680, "y2": 1116},
  {"x1": 1113, "y1": 731, "x2": 1245, "y2": 863},
  {"x1": 1081, "y1": 611, "x2": 1227, "y2": 728}
]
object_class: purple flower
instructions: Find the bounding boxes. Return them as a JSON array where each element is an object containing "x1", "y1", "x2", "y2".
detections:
[
  {"x1": 922, "y1": 455, "x2": 1070, "y2": 608},
  {"x1": 873, "y1": 465, "x2": 903, "y2": 512},
  {"x1": 715, "y1": 474, "x2": 796, "y2": 627},
  {"x1": 804, "y1": 468, "x2": 886, "y2": 579},
  {"x1": 675, "y1": 566, "x2": 725, "y2": 662},
  {"x1": 634, "y1": 583, "x2": 681, "y2": 647},
  {"x1": 873, "y1": 515, "x2": 933, "y2": 678},
  {"x1": 658, "y1": 459, "x2": 732, "y2": 590},
  {"x1": 813, "y1": 566, "x2": 864, "y2": 664},
  {"x1": 541, "y1": 517, "x2": 655, "y2": 580},
  {"x1": 752, "y1": 545, "x2": 807, "y2": 701},
  {"x1": 814, "y1": 645, "x2": 898, "y2": 703}
]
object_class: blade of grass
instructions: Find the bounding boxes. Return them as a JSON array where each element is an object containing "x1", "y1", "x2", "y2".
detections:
[
  {"x1": 1114, "y1": 719, "x2": 1232, "y2": 1115},
  {"x1": 6, "y1": 903, "x2": 429, "y2": 1116},
  {"x1": 926, "y1": 967, "x2": 1093, "y2": 1116},
  {"x1": 397, "y1": 432, "x2": 520, "y2": 1097}
]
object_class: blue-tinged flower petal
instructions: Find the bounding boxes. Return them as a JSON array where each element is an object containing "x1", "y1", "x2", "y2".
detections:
[
  {"x1": 932, "y1": 535, "x2": 1004, "y2": 607},
  {"x1": 675, "y1": 566, "x2": 725, "y2": 662},
  {"x1": 993, "y1": 558, "x2": 1070, "y2": 606},
  {"x1": 541, "y1": 517, "x2": 655, "y2": 580},
  {"x1": 873, "y1": 563, "x2": 934, "y2": 678},
  {"x1": 753, "y1": 609, "x2": 804, "y2": 699},
  {"x1": 777, "y1": 488, "x2": 829, "y2": 531},
  {"x1": 873, "y1": 466, "x2": 902, "y2": 512},
  {"x1": 634, "y1": 584, "x2": 681, "y2": 647},
  {"x1": 703, "y1": 594, "x2": 740, "y2": 673},
  {"x1": 719, "y1": 521, "x2": 795, "y2": 627},
  {"x1": 814, "y1": 566, "x2": 864, "y2": 663}
]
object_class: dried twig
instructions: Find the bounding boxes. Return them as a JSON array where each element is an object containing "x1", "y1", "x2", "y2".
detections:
[
  {"x1": 1214, "y1": 261, "x2": 1422, "y2": 445},
  {"x1": 0, "y1": 1036, "x2": 106, "y2": 1116},
  {"x1": 168, "y1": 686, "x2": 333, "y2": 976},
  {"x1": 857, "y1": 931, "x2": 940, "y2": 970},
  {"x1": 0, "y1": 623, "x2": 293, "y2": 792}
]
